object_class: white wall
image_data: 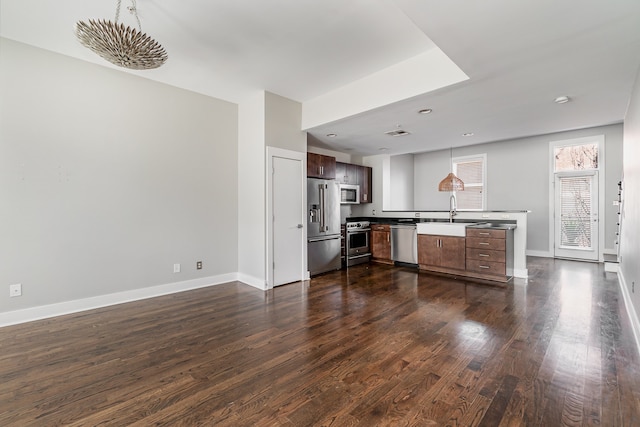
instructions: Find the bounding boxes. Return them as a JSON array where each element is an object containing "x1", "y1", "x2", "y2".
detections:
[
  {"x1": 0, "y1": 38, "x2": 239, "y2": 314},
  {"x1": 620, "y1": 67, "x2": 640, "y2": 346},
  {"x1": 237, "y1": 91, "x2": 306, "y2": 289},
  {"x1": 237, "y1": 92, "x2": 266, "y2": 288},
  {"x1": 266, "y1": 92, "x2": 306, "y2": 152},
  {"x1": 388, "y1": 154, "x2": 415, "y2": 211}
]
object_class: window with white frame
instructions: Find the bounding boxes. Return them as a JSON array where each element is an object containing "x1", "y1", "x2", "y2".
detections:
[
  {"x1": 553, "y1": 142, "x2": 599, "y2": 172},
  {"x1": 452, "y1": 154, "x2": 486, "y2": 210}
]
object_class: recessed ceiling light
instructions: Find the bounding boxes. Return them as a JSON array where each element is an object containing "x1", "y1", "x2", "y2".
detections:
[
  {"x1": 326, "y1": 133, "x2": 337, "y2": 137},
  {"x1": 462, "y1": 132, "x2": 474, "y2": 137},
  {"x1": 418, "y1": 108, "x2": 433, "y2": 115},
  {"x1": 554, "y1": 96, "x2": 570, "y2": 104}
]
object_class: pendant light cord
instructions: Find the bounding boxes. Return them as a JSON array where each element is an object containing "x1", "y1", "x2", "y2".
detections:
[
  {"x1": 449, "y1": 147, "x2": 453, "y2": 173},
  {"x1": 114, "y1": 0, "x2": 142, "y2": 31}
]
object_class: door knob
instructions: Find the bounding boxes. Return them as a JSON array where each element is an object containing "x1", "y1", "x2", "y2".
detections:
[{"x1": 297, "y1": 224, "x2": 303, "y2": 228}]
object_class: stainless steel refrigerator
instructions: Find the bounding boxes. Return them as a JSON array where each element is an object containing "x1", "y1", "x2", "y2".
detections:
[{"x1": 307, "y1": 178, "x2": 341, "y2": 276}]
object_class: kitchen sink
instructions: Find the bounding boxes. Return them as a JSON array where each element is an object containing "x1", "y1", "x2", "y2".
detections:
[
  {"x1": 416, "y1": 222, "x2": 479, "y2": 237},
  {"x1": 466, "y1": 223, "x2": 517, "y2": 230}
]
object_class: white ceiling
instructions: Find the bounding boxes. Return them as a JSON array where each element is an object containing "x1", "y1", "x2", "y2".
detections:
[{"x1": 2, "y1": 0, "x2": 640, "y2": 156}]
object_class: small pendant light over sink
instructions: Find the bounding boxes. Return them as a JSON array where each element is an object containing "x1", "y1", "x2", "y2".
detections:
[{"x1": 438, "y1": 148, "x2": 464, "y2": 191}]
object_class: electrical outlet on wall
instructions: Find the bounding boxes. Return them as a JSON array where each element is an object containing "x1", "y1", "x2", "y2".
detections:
[
  {"x1": 10, "y1": 284, "x2": 22, "y2": 297},
  {"x1": 173, "y1": 263, "x2": 181, "y2": 273},
  {"x1": 197, "y1": 261, "x2": 203, "y2": 270}
]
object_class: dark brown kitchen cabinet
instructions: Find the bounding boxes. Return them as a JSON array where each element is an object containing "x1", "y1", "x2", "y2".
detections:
[
  {"x1": 371, "y1": 224, "x2": 392, "y2": 264},
  {"x1": 418, "y1": 235, "x2": 465, "y2": 271},
  {"x1": 335, "y1": 162, "x2": 358, "y2": 184},
  {"x1": 465, "y1": 228, "x2": 513, "y2": 282},
  {"x1": 335, "y1": 162, "x2": 372, "y2": 203},
  {"x1": 359, "y1": 166, "x2": 372, "y2": 204},
  {"x1": 307, "y1": 153, "x2": 336, "y2": 179}
]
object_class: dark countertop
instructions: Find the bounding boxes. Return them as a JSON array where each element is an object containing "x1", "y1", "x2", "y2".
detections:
[
  {"x1": 347, "y1": 217, "x2": 518, "y2": 228},
  {"x1": 371, "y1": 210, "x2": 530, "y2": 213},
  {"x1": 348, "y1": 217, "x2": 516, "y2": 224}
]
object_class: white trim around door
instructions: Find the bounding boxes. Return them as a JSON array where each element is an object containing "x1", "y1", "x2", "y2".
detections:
[
  {"x1": 548, "y1": 135, "x2": 605, "y2": 262},
  {"x1": 266, "y1": 147, "x2": 308, "y2": 289}
]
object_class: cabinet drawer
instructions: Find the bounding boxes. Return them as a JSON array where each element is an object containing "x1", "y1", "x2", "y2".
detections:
[
  {"x1": 466, "y1": 237, "x2": 506, "y2": 251},
  {"x1": 466, "y1": 259, "x2": 506, "y2": 276},
  {"x1": 466, "y1": 248, "x2": 506, "y2": 263},
  {"x1": 466, "y1": 228, "x2": 506, "y2": 239},
  {"x1": 371, "y1": 224, "x2": 390, "y2": 232}
]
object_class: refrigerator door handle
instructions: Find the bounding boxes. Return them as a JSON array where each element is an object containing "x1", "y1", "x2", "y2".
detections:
[{"x1": 319, "y1": 184, "x2": 327, "y2": 232}]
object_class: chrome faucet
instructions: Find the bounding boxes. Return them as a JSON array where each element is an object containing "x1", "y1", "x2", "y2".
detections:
[{"x1": 449, "y1": 194, "x2": 457, "y2": 223}]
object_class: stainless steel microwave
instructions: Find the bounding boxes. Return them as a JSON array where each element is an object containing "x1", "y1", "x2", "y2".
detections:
[{"x1": 340, "y1": 184, "x2": 360, "y2": 204}]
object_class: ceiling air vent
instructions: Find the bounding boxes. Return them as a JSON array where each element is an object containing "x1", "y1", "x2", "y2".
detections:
[{"x1": 384, "y1": 129, "x2": 412, "y2": 137}]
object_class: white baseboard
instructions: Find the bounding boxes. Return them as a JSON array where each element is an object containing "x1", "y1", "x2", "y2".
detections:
[
  {"x1": 618, "y1": 271, "x2": 640, "y2": 357},
  {"x1": 514, "y1": 268, "x2": 528, "y2": 279},
  {"x1": 237, "y1": 273, "x2": 266, "y2": 290},
  {"x1": 604, "y1": 262, "x2": 620, "y2": 273},
  {"x1": 526, "y1": 250, "x2": 553, "y2": 258},
  {"x1": 0, "y1": 273, "x2": 239, "y2": 328}
]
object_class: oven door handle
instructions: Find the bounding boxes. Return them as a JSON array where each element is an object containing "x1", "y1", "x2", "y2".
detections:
[{"x1": 347, "y1": 228, "x2": 371, "y2": 233}]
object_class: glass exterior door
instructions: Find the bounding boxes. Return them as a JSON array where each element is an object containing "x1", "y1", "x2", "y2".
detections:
[{"x1": 554, "y1": 171, "x2": 599, "y2": 261}]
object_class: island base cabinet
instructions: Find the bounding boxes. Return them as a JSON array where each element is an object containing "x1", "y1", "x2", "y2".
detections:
[
  {"x1": 465, "y1": 227, "x2": 514, "y2": 282},
  {"x1": 418, "y1": 235, "x2": 465, "y2": 271}
]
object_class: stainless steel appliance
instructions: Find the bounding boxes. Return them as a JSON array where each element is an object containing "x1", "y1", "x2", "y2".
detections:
[
  {"x1": 307, "y1": 178, "x2": 341, "y2": 276},
  {"x1": 390, "y1": 224, "x2": 418, "y2": 264},
  {"x1": 346, "y1": 221, "x2": 371, "y2": 266},
  {"x1": 340, "y1": 184, "x2": 360, "y2": 204}
]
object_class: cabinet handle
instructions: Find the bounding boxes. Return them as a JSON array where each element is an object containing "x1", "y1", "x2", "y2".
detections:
[
  {"x1": 479, "y1": 242, "x2": 490, "y2": 245},
  {"x1": 479, "y1": 254, "x2": 490, "y2": 257},
  {"x1": 479, "y1": 232, "x2": 490, "y2": 236},
  {"x1": 479, "y1": 265, "x2": 490, "y2": 269},
  {"x1": 387, "y1": 234, "x2": 390, "y2": 242}
]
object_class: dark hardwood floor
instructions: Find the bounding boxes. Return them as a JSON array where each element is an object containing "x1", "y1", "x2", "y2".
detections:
[{"x1": 1, "y1": 257, "x2": 639, "y2": 426}]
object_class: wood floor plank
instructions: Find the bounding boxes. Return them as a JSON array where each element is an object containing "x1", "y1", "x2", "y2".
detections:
[{"x1": 1, "y1": 258, "x2": 639, "y2": 426}]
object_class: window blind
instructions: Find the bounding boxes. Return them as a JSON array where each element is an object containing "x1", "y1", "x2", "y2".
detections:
[
  {"x1": 454, "y1": 158, "x2": 484, "y2": 210},
  {"x1": 559, "y1": 176, "x2": 592, "y2": 248}
]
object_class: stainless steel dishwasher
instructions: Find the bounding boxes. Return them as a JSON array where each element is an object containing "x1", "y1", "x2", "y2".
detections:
[{"x1": 390, "y1": 224, "x2": 418, "y2": 264}]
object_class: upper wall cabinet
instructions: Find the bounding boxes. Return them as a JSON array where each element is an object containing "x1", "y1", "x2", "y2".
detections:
[
  {"x1": 307, "y1": 153, "x2": 336, "y2": 179},
  {"x1": 336, "y1": 161, "x2": 372, "y2": 204},
  {"x1": 359, "y1": 165, "x2": 372, "y2": 204},
  {"x1": 335, "y1": 162, "x2": 358, "y2": 185}
]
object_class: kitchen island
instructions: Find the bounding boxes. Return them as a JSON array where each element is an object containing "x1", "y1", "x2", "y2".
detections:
[{"x1": 347, "y1": 210, "x2": 529, "y2": 280}]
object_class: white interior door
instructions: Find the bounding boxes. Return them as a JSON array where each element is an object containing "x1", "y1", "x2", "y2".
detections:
[
  {"x1": 554, "y1": 171, "x2": 599, "y2": 261},
  {"x1": 272, "y1": 155, "x2": 305, "y2": 286}
]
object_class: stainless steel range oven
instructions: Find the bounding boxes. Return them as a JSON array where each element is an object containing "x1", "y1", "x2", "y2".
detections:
[{"x1": 346, "y1": 221, "x2": 371, "y2": 266}]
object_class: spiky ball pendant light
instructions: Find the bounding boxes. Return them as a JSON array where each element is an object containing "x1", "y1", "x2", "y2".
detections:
[{"x1": 75, "y1": 0, "x2": 167, "y2": 70}]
